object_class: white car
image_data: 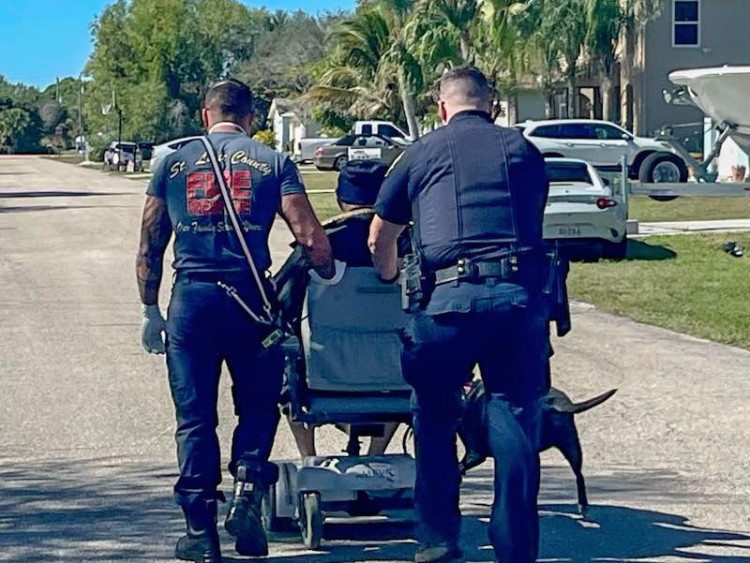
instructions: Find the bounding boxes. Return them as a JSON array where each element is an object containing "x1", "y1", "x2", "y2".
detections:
[
  {"x1": 150, "y1": 137, "x2": 194, "y2": 173},
  {"x1": 544, "y1": 158, "x2": 628, "y2": 259},
  {"x1": 520, "y1": 119, "x2": 689, "y2": 184}
]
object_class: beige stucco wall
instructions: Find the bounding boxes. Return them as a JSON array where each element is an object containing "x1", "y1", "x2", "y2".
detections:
[{"x1": 636, "y1": 0, "x2": 750, "y2": 136}]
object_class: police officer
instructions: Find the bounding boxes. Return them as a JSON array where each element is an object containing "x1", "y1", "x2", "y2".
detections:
[
  {"x1": 369, "y1": 67, "x2": 550, "y2": 563},
  {"x1": 136, "y1": 79, "x2": 333, "y2": 562}
]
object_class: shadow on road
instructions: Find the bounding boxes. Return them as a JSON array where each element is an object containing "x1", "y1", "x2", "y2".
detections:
[
  {"x1": 0, "y1": 458, "x2": 747, "y2": 562},
  {"x1": 0, "y1": 191, "x2": 130, "y2": 198},
  {"x1": 0, "y1": 204, "x2": 138, "y2": 214}
]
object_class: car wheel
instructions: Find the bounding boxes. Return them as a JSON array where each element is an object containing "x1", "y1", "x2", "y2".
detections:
[
  {"x1": 333, "y1": 156, "x2": 348, "y2": 171},
  {"x1": 638, "y1": 153, "x2": 688, "y2": 201}
]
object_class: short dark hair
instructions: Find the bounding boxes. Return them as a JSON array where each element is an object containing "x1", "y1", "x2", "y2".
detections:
[
  {"x1": 439, "y1": 66, "x2": 493, "y2": 104},
  {"x1": 204, "y1": 78, "x2": 254, "y2": 120}
]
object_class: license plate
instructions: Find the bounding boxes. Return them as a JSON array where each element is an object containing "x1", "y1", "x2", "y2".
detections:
[{"x1": 558, "y1": 226, "x2": 582, "y2": 237}]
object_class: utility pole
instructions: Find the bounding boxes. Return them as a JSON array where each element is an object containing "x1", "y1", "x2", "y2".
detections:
[
  {"x1": 77, "y1": 73, "x2": 84, "y2": 152},
  {"x1": 112, "y1": 89, "x2": 123, "y2": 170}
]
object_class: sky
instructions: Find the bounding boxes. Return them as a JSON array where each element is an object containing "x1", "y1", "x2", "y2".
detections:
[{"x1": 0, "y1": 0, "x2": 355, "y2": 89}]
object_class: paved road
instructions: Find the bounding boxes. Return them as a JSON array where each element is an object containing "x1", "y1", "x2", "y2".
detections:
[{"x1": 1, "y1": 156, "x2": 749, "y2": 562}]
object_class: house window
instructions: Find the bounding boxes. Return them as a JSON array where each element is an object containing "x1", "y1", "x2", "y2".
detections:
[{"x1": 673, "y1": 0, "x2": 700, "y2": 47}]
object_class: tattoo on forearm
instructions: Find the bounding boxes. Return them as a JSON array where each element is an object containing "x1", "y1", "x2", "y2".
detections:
[{"x1": 136, "y1": 196, "x2": 172, "y2": 305}]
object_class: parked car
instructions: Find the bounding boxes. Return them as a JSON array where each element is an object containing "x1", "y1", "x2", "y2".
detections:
[
  {"x1": 314, "y1": 134, "x2": 405, "y2": 171},
  {"x1": 149, "y1": 137, "x2": 195, "y2": 172},
  {"x1": 519, "y1": 119, "x2": 689, "y2": 184},
  {"x1": 295, "y1": 137, "x2": 334, "y2": 164},
  {"x1": 102, "y1": 141, "x2": 152, "y2": 172},
  {"x1": 353, "y1": 120, "x2": 411, "y2": 141},
  {"x1": 543, "y1": 158, "x2": 628, "y2": 259}
]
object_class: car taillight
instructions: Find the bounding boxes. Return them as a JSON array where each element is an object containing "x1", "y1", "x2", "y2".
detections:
[
  {"x1": 315, "y1": 147, "x2": 323, "y2": 156},
  {"x1": 596, "y1": 197, "x2": 617, "y2": 209}
]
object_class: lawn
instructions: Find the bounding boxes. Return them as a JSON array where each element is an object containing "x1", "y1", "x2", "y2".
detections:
[
  {"x1": 568, "y1": 234, "x2": 750, "y2": 349},
  {"x1": 301, "y1": 169, "x2": 340, "y2": 221},
  {"x1": 628, "y1": 195, "x2": 750, "y2": 222}
]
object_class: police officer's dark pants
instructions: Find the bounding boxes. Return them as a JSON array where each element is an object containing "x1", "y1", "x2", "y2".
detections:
[
  {"x1": 166, "y1": 274, "x2": 284, "y2": 509},
  {"x1": 402, "y1": 284, "x2": 548, "y2": 562}
]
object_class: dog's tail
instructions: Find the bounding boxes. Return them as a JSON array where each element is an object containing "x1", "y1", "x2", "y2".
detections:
[{"x1": 553, "y1": 388, "x2": 617, "y2": 414}]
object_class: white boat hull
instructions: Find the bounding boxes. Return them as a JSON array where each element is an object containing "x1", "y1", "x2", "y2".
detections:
[{"x1": 669, "y1": 66, "x2": 750, "y2": 154}]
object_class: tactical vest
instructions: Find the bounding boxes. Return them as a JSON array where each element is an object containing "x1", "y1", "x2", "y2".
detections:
[{"x1": 413, "y1": 112, "x2": 543, "y2": 271}]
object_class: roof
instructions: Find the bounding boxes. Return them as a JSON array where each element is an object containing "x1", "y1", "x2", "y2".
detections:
[{"x1": 269, "y1": 97, "x2": 316, "y2": 124}]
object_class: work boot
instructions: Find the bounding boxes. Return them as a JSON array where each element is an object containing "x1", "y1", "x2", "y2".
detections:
[
  {"x1": 414, "y1": 543, "x2": 464, "y2": 563},
  {"x1": 175, "y1": 499, "x2": 222, "y2": 563},
  {"x1": 224, "y1": 465, "x2": 268, "y2": 557}
]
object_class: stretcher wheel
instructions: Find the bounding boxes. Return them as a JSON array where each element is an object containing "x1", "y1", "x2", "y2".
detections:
[
  {"x1": 299, "y1": 491, "x2": 323, "y2": 549},
  {"x1": 261, "y1": 485, "x2": 295, "y2": 533}
]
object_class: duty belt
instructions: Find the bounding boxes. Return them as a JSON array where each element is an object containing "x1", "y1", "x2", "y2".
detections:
[{"x1": 434, "y1": 256, "x2": 521, "y2": 285}]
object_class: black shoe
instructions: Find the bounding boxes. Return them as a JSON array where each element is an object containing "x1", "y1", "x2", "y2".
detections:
[
  {"x1": 175, "y1": 533, "x2": 221, "y2": 563},
  {"x1": 176, "y1": 500, "x2": 222, "y2": 563},
  {"x1": 225, "y1": 476, "x2": 268, "y2": 557},
  {"x1": 414, "y1": 543, "x2": 464, "y2": 563}
]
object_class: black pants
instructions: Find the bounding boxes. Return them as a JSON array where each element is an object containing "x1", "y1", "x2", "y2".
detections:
[
  {"x1": 166, "y1": 275, "x2": 283, "y2": 507},
  {"x1": 401, "y1": 285, "x2": 549, "y2": 562}
]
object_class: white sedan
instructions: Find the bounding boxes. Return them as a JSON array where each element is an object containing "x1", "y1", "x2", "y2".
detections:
[{"x1": 543, "y1": 158, "x2": 628, "y2": 259}]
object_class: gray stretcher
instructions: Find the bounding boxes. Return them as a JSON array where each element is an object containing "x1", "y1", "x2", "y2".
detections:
[{"x1": 265, "y1": 267, "x2": 416, "y2": 549}]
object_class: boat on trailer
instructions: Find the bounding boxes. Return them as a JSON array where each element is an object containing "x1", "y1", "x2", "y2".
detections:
[{"x1": 669, "y1": 66, "x2": 750, "y2": 156}]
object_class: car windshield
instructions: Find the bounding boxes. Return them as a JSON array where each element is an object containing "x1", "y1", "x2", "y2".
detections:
[{"x1": 545, "y1": 161, "x2": 593, "y2": 185}]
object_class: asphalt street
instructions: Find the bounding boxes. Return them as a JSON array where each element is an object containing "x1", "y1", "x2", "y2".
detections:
[{"x1": 1, "y1": 156, "x2": 748, "y2": 562}]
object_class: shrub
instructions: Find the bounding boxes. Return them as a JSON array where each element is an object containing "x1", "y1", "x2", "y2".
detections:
[{"x1": 252, "y1": 129, "x2": 276, "y2": 148}]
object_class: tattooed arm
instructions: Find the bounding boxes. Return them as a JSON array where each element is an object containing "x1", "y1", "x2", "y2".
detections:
[{"x1": 136, "y1": 195, "x2": 172, "y2": 305}]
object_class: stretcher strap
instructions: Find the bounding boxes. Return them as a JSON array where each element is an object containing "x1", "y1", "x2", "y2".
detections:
[{"x1": 194, "y1": 135, "x2": 275, "y2": 323}]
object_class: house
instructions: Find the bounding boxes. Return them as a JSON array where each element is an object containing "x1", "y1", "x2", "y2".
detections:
[
  {"x1": 514, "y1": 0, "x2": 750, "y2": 149},
  {"x1": 623, "y1": 0, "x2": 750, "y2": 140},
  {"x1": 268, "y1": 98, "x2": 321, "y2": 154}
]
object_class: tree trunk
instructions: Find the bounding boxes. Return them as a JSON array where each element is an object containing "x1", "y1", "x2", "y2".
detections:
[
  {"x1": 460, "y1": 31, "x2": 471, "y2": 62},
  {"x1": 567, "y1": 70, "x2": 577, "y2": 118},
  {"x1": 544, "y1": 90, "x2": 554, "y2": 119},
  {"x1": 398, "y1": 68, "x2": 420, "y2": 139},
  {"x1": 601, "y1": 75, "x2": 614, "y2": 122}
]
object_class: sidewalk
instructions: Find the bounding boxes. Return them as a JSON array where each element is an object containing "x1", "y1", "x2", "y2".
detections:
[{"x1": 637, "y1": 218, "x2": 750, "y2": 235}]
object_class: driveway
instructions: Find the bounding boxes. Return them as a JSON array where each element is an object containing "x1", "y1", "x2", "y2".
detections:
[{"x1": 0, "y1": 156, "x2": 748, "y2": 562}]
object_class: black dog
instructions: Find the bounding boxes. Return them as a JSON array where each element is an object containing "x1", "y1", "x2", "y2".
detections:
[{"x1": 457, "y1": 381, "x2": 617, "y2": 514}]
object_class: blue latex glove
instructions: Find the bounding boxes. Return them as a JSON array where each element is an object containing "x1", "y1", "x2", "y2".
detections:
[{"x1": 141, "y1": 304, "x2": 167, "y2": 354}]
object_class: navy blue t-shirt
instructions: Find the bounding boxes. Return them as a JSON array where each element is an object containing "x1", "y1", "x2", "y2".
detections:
[{"x1": 147, "y1": 132, "x2": 305, "y2": 272}]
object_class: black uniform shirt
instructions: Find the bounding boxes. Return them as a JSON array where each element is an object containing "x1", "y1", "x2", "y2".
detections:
[{"x1": 374, "y1": 111, "x2": 549, "y2": 314}]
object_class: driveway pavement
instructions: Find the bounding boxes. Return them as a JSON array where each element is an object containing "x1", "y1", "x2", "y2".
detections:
[
  {"x1": 1, "y1": 156, "x2": 748, "y2": 562},
  {"x1": 638, "y1": 219, "x2": 750, "y2": 235}
]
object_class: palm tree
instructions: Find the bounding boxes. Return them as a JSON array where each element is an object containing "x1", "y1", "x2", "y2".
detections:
[
  {"x1": 307, "y1": 2, "x2": 423, "y2": 138},
  {"x1": 585, "y1": 0, "x2": 624, "y2": 122},
  {"x1": 476, "y1": 0, "x2": 529, "y2": 122},
  {"x1": 410, "y1": 0, "x2": 479, "y2": 62},
  {"x1": 552, "y1": 0, "x2": 588, "y2": 118}
]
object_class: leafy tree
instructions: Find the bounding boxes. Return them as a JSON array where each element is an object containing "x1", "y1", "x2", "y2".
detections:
[
  {"x1": 235, "y1": 10, "x2": 336, "y2": 128},
  {"x1": 308, "y1": 1, "x2": 423, "y2": 138},
  {"x1": 85, "y1": 0, "x2": 269, "y2": 143},
  {"x1": 0, "y1": 76, "x2": 44, "y2": 153}
]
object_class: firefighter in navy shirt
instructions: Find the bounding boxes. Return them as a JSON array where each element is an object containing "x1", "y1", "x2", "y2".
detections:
[
  {"x1": 369, "y1": 67, "x2": 550, "y2": 563},
  {"x1": 136, "y1": 79, "x2": 333, "y2": 562}
]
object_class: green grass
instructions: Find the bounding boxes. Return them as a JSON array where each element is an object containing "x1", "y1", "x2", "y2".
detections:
[
  {"x1": 568, "y1": 234, "x2": 750, "y2": 349},
  {"x1": 301, "y1": 169, "x2": 340, "y2": 221},
  {"x1": 629, "y1": 195, "x2": 750, "y2": 222}
]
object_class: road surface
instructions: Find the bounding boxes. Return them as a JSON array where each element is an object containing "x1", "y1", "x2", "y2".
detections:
[{"x1": 1, "y1": 156, "x2": 748, "y2": 562}]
